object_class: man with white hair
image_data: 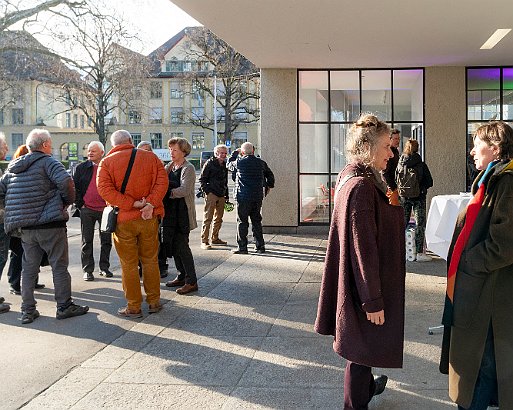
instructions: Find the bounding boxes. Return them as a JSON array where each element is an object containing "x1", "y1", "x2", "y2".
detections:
[
  {"x1": 0, "y1": 132, "x2": 10, "y2": 314},
  {"x1": 228, "y1": 142, "x2": 275, "y2": 254},
  {"x1": 0, "y1": 129, "x2": 89, "y2": 324},
  {"x1": 98, "y1": 130, "x2": 168, "y2": 318},
  {"x1": 199, "y1": 144, "x2": 229, "y2": 249},
  {"x1": 73, "y1": 141, "x2": 113, "y2": 281}
]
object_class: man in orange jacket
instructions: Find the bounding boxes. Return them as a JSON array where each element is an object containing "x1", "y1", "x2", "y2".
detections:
[{"x1": 98, "y1": 130, "x2": 168, "y2": 318}]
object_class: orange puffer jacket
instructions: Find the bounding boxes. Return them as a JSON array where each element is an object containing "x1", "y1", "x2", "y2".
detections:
[{"x1": 97, "y1": 144, "x2": 168, "y2": 224}]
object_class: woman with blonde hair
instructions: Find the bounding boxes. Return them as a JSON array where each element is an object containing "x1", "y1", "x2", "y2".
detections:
[{"x1": 316, "y1": 113, "x2": 405, "y2": 409}]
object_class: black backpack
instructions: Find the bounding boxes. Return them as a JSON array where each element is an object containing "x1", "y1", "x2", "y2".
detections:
[{"x1": 396, "y1": 165, "x2": 420, "y2": 198}]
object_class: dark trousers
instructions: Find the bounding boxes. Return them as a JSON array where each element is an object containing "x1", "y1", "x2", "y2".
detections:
[
  {"x1": 7, "y1": 236, "x2": 23, "y2": 292},
  {"x1": 236, "y1": 200, "x2": 264, "y2": 251},
  {"x1": 344, "y1": 361, "x2": 375, "y2": 410},
  {"x1": 162, "y1": 227, "x2": 197, "y2": 284},
  {"x1": 0, "y1": 223, "x2": 9, "y2": 279},
  {"x1": 21, "y1": 228, "x2": 72, "y2": 312},
  {"x1": 80, "y1": 207, "x2": 112, "y2": 273}
]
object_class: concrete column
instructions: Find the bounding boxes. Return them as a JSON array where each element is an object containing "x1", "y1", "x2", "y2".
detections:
[
  {"x1": 424, "y1": 66, "x2": 467, "y2": 202},
  {"x1": 260, "y1": 69, "x2": 298, "y2": 231}
]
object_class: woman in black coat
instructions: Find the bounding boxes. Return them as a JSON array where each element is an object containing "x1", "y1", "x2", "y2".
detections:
[{"x1": 315, "y1": 113, "x2": 406, "y2": 409}]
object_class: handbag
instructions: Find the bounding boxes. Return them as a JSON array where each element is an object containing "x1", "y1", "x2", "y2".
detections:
[{"x1": 100, "y1": 148, "x2": 137, "y2": 233}]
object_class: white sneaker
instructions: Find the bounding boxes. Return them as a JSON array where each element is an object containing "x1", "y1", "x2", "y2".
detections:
[
  {"x1": 416, "y1": 253, "x2": 432, "y2": 262},
  {"x1": 201, "y1": 243, "x2": 211, "y2": 250}
]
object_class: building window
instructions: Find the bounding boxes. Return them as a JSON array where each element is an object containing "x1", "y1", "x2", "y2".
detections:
[
  {"x1": 150, "y1": 82, "x2": 162, "y2": 99},
  {"x1": 298, "y1": 69, "x2": 424, "y2": 224},
  {"x1": 466, "y1": 66, "x2": 513, "y2": 189},
  {"x1": 170, "y1": 108, "x2": 184, "y2": 124},
  {"x1": 73, "y1": 113, "x2": 78, "y2": 128},
  {"x1": 128, "y1": 110, "x2": 142, "y2": 124},
  {"x1": 80, "y1": 115, "x2": 85, "y2": 129},
  {"x1": 12, "y1": 108, "x2": 24, "y2": 125},
  {"x1": 191, "y1": 132, "x2": 205, "y2": 150},
  {"x1": 191, "y1": 107, "x2": 205, "y2": 120},
  {"x1": 0, "y1": 109, "x2": 4, "y2": 125},
  {"x1": 171, "y1": 132, "x2": 184, "y2": 139},
  {"x1": 132, "y1": 133, "x2": 142, "y2": 146},
  {"x1": 11, "y1": 133, "x2": 24, "y2": 150},
  {"x1": 232, "y1": 132, "x2": 247, "y2": 150},
  {"x1": 150, "y1": 133, "x2": 162, "y2": 149},
  {"x1": 165, "y1": 59, "x2": 183, "y2": 72},
  {"x1": 192, "y1": 80, "x2": 205, "y2": 104},
  {"x1": 170, "y1": 81, "x2": 184, "y2": 99},
  {"x1": 149, "y1": 107, "x2": 162, "y2": 124},
  {"x1": 234, "y1": 107, "x2": 248, "y2": 120},
  {"x1": 65, "y1": 112, "x2": 71, "y2": 128}
]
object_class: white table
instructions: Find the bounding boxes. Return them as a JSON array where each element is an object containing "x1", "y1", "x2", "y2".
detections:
[{"x1": 425, "y1": 194, "x2": 472, "y2": 260}]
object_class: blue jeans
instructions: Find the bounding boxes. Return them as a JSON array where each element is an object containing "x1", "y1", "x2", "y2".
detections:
[{"x1": 458, "y1": 325, "x2": 498, "y2": 410}]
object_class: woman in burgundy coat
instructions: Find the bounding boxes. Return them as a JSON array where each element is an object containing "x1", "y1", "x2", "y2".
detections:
[{"x1": 315, "y1": 113, "x2": 406, "y2": 409}]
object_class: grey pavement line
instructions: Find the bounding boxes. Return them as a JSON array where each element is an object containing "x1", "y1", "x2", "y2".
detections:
[{"x1": 24, "y1": 233, "x2": 326, "y2": 408}]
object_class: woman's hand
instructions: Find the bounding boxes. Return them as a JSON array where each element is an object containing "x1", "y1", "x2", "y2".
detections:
[
  {"x1": 366, "y1": 310, "x2": 385, "y2": 325},
  {"x1": 133, "y1": 197, "x2": 147, "y2": 209}
]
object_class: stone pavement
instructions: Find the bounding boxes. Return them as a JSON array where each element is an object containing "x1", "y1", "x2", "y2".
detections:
[{"x1": 0, "y1": 200, "x2": 455, "y2": 409}]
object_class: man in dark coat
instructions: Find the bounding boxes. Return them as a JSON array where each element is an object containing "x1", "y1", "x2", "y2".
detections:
[
  {"x1": 382, "y1": 128, "x2": 400, "y2": 205},
  {"x1": 199, "y1": 144, "x2": 229, "y2": 248},
  {"x1": 73, "y1": 141, "x2": 113, "y2": 281},
  {"x1": 0, "y1": 129, "x2": 89, "y2": 324},
  {"x1": 227, "y1": 142, "x2": 274, "y2": 254}
]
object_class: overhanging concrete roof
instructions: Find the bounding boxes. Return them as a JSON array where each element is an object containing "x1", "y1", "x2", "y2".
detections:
[{"x1": 169, "y1": 0, "x2": 513, "y2": 68}]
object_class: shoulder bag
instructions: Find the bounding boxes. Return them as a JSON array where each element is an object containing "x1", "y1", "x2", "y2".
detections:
[{"x1": 100, "y1": 148, "x2": 137, "y2": 233}]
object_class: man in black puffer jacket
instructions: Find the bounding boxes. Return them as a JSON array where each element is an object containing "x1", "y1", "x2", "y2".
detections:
[
  {"x1": 199, "y1": 144, "x2": 229, "y2": 248},
  {"x1": 0, "y1": 129, "x2": 89, "y2": 324},
  {"x1": 228, "y1": 142, "x2": 275, "y2": 254}
]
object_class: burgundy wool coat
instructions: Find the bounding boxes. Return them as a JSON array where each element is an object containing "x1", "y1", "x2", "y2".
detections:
[{"x1": 315, "y1": 163, "x2": 406, "y2": 368}]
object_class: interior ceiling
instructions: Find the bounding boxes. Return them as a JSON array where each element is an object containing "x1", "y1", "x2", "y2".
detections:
[{"x1": 169, "y1": 0, "x2": 513, "y2": 69}]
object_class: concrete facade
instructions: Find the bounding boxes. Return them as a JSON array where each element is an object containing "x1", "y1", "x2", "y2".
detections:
[{"x1": 260, "y1": 69, "x2": 298, "y2": 231}]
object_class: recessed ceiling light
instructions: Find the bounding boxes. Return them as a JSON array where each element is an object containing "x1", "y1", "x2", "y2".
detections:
[{"x1": 480, "y1": 29, "x2": 511, "y2": 49}]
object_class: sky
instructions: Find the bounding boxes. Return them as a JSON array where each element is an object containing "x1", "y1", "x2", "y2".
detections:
[{"x1": 116, "y1": 0, "x2": 201, "y2": 55}]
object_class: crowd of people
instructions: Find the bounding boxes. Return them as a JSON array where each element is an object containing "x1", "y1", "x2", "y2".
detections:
[
  {"x1": 1, "y1": 114, "x2": 511, "y2": 410},
  {"x1": 0, "y1": 129, "x2": 274, "y2": 321}
]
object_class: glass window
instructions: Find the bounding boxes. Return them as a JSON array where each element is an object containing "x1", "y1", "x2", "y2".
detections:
[
  {"x1": 11, "y1": 133, "x2": 23, "y2": 149},
  {"x1": 170, "y1": 81, "x2": 184, "y2": 99},
  {"x1": 192, "y1": 132, "x2": 205, "y2": 150},
  {"x1": 299, "y1": 71, "x2": 328, "y2": 122},
  {"x1": 12, "y1": 108, "x2": 24, "y2": 125},
  {"x1": 299, "y1": 124, "x2": 328, "y2": 173},
  {"x1": 80, "y1": 115, "x2": 85, "y2": 129},
  {"x1": 299, "y1": 175, "x2": 331, "y2": 224},
  {"x1": 171, "y1": 132, "x2": 183, "y2": 139},
  {"x1": 330, "y1": 124, "x2": 351, "y2": 174},
  {"x1": 0, "y1": 109, "x2": 4, "y2": 125},
  {"x1": 170, "y1": 108, "x2": 184, "y2": 124},
  {"x1": 132, "y1": 133, "x2": 142, "y2": 146},
  {"x1": 503, "y1": 68, "x2": 513, "y2": 120},
  {"x1": 149, "y1": 107, "x2": 162, "y2": 124},
  {"x1": 191, "y1": 107, "x2": 205, "y2": 120},
  {"x1": 150, "y1": 133, "x2": 162, "y2": 149},
  {"x1": 65, "y1": 112, "x2": 71, "y2": 128},
  {"x1": 128, "y1": 110, "x2": 141, "y2": 124},
  {"x1": 467, "y1": 68, "x2": 500, "y2": 121},
  {"x1": 232, "y1": 132, "x2": 247, "y2": 150},
  {"x1": 330, "y1": 71, "x2": 360, "y2": 122},
  {"x1": 165, "y1": 60, "x2": 182, "y2": 72},
  {"x1": 150, "y1": 82, "x2": 162, "y2": 99},
  {"x1": 73, "y1": 113, "x2": 78, "y2": 128},
  {"x1": 361, "y1": 70, "x2": 391, "y2": 121},
  {"x1": 393, "y1": 69, "x2": 424, "y2": 122}
]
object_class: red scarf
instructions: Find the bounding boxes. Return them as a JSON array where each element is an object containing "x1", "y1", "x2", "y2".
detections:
[{"x1": 446, "y1": 184, "x2": 485, "y2": 302}]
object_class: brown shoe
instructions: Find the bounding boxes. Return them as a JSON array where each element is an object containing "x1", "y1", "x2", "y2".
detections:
[
  {"x1": 148, "y1": 303, "x2": 163, "y2": 314},
  {"x1": 176, "y1": 283, "x2": 198, "y2": 295},
  {"x1": 165, "y1": 278, "x2": 186, "y2": 287},
  {"x1": 211, "y1": 238, "x2": 227, "y2": 245}
]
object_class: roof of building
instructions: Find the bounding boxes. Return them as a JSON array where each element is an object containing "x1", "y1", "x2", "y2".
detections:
[
  {"x1": 146, "y1": 26, "x2": 258, "y2": 78},
  {"x1": 0, "y1": 30, "x2": 80, "y2": 84}
]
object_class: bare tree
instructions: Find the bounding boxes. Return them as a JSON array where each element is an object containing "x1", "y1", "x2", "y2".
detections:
[
  {"x1": 0, "y1": 0, "x2": 86, "y2": 33},
  {"x1": 181, "y1": 27, "x2": 260, "y2": 145},
  {"x1": 50, "y1": 5, "x2": 150, "y2": 144}
]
